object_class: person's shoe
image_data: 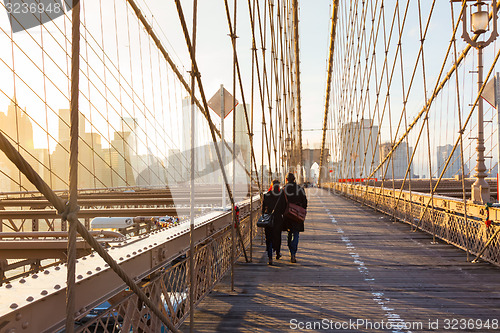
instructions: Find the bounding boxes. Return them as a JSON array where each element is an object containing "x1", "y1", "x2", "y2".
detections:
[
  {"x1": 290, "y1": 254, "x2": 296, "y2": 263},
  {"x1": 276, "y1": 253, "x2": 282, "y2": 260},
  {"x1": 268, "y1": 257, "x2": 273, "y2": 265}
]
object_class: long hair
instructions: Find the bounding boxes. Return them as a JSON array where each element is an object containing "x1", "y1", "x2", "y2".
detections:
[{"x1": 268, "y1": 179, "x2": 281, "y2": 193}]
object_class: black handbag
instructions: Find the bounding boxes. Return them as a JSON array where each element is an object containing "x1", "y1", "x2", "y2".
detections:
[
  {"x1": 257, "y1": 192, "x2": 282, "y2": 228},
  {"x1": 257, "y1": 213, "x2": 274, "y2": 228}
]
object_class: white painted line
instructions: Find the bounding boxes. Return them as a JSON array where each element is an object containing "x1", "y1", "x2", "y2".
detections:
[{"x1": 318, "y1": 196, "x2": 411, "y2": 333}]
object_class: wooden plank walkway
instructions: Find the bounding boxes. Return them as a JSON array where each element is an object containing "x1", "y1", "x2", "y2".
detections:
[{"x1": 181, "y1": 189, "x2": 500, "y2": 332}]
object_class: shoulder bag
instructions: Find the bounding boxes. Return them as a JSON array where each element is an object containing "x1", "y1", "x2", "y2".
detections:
[
  {"x1": 257, "y1": 193, "x2": 281, "y2": 228},
  {"x1": 283, "y1": 193, "x2": 307, "y2": 224},
  {"x1": 257, "y1": 213, "x2": 274, "y2": 228}
]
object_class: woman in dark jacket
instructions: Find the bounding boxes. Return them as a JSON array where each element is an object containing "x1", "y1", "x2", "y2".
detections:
[
  {"x1": 261, "y1": 180, "x2": 283, "y2": 265},
  {"x1": 279, "y1": 173, "x2": 307, "y2": 263}
]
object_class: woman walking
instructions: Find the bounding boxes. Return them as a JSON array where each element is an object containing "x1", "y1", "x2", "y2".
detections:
[
  {"x1": 280, "y1": 173, "x2": 307, "y2": 263},
  {"x1": 261, "y1": 180, "x2": 283, "y2": 265}
]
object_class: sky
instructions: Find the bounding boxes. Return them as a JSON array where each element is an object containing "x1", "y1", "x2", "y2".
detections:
[{"x1": 142, "y1": 0, "x2": 333, "y2": 148}]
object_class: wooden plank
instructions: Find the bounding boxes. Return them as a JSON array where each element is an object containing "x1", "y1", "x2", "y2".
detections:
[{"x1": 181, "y1": 189, "x2": 500, "y2": 332}]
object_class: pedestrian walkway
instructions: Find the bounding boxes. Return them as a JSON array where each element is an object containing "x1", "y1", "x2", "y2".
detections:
[{"x1": 181, "y1": 189, "x2": 500, "y2": 332}]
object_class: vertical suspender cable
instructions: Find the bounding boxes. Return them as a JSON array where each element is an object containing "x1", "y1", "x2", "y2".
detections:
[
  {"x1": 66, "y1": 1, "x2": 80, "y2": 331},
  {"x1": 292, "y1": 0, "x2": 303, "y2": 182},
  {"x1": 173, "y1": 0, "x2": 249, "y2": 262},
  {"x1": 450, "y1": 2, "x2": 470, "y2": 261},
  {"x1": 231, "y1": 0, "x2": 238, "y2": 293},
  {"x1": 189, "y1": 0, "x2": 198, "y2": 330},
  {"x1": 250, "y1": 0, "x2": 256, "y2": 263},
  {"x1": 319, "y1": 0, "x2": 340, "y2": 186}
]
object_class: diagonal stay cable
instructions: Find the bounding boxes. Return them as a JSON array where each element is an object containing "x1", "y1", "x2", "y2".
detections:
[
  {"x1": 172, "y1": 0, "x2": 249, "y2": 263},
  {"x1": 390, "y1": 1, "x2": 472, "y2": 216},
  {"x1": 319, "y1": 0, "x2": 340, "y2": 186},
  {"x1": 414, "y1": 43, "x2": 500, "y2": 232},
  {"x1": 367, "y1": 0, "x2": 500, "y2": 181},
  {"x1": 126, "y1": 0, "x2": 256, "y2": 185},
  {"x1": 0, "y1": 133, "x2": 180, "y2": 333},
  {"x1": 222, "y1": 0, "x2": 262, "y2": 194}
]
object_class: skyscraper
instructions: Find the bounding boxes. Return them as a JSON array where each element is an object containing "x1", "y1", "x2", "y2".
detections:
[
  {"x1": 0, "y1": 100, "x2": 37, "y2": 191},
  {"x1": 340, "y1": 119, "x2": 379, "y2": 179},
  {"x1": 437, "y1": 144, "x2": 464, "y2": 178},
  {"x1": 379, "y1": 142, "x2": 412, "y2": 180},
  {"x1": 234, "y1": 104, "x2": 251, "y2": 181}
]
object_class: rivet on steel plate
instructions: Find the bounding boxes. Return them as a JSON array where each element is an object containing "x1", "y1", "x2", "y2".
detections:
[
  {"x1": 126, "y1": 254, "x2": 131, "y2": 258},
  {"x1": 6, "y1": 284, "x2": 12, "y2": 289},
  {"x1": 19, "y1": 279, "x2": 26, "y2": 284},
  {"x1": 40, "y1": 290, "x2": 48, "y2": 295},
  {"x1": 54, "y1": 285, "x2": 61, "y2": 290},
  {"x1": 77, "y1": 275, "x2": 83, "y2": 279},
  {"x1": 86, "y1": 271, "x2": 92, "y2": 275},
  {"x1": 10, "y1": 303, "x2": 18, "y2": 309},
  {"x1": 26, "y1": 296, "x2": 34, "y2": 302},
  {"x1": 55, "y1": 267, "x2": 61, "y2": 271},
  {"x1": 32, "y1": 274, "x2": 38, "y2": 279},
  {"x1": 96, "y1": 267, "x2": 101, "y2": 271},
  {"x1": 44, "y1": 270, "x2": 50, "y2": 275}
]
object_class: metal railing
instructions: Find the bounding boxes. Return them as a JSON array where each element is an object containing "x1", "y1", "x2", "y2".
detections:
[
  {"x1": 0, "y1": 196, "x2": 260, "y2": 332},
  {"x1": 325, "y1": 183, "x2": 500, "y2": 267},
  {"x1": 75, "y1": 201, "x2": 259, "y2": 333}
]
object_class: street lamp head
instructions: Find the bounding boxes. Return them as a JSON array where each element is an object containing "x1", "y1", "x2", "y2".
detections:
[
  {"x1": 471, "y1": 2, "x2": 490, "y2": 34},
  {"x1": 452, "y1": 0, "x2": 498, "y2": 48}
]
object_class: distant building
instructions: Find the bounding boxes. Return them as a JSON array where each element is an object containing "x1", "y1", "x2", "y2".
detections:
[
  {"x1": 52, "y1": 108, "x2": 107, "y2": 190},
  {"x1": 234, "y1": 104, "x2": 252, "y2": 177},
  {"x1": 180, "y1": 97, "x2": 219, "y2": 183},
  {"x1": 340, "y1": 119, "x2": 379, "y2": 179},
  {"x1": 379, "y1": 142, "x2": 413, "y2": 180},
  {"x1": 0, "y1": 100, "x2": 38, "y2": 191},
  {"x1": 437, "y1": 144, "x2": 466, "y2": 178},
  {"x1": 259, "y1": 165, "x2": 270, "y2": 187}
]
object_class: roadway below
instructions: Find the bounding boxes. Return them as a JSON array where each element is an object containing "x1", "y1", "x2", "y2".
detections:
[{"x1": 182, "y1": 188, "x2": 500, "y2": 332}]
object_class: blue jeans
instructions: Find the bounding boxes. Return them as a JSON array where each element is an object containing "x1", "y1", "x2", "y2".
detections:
[
  {"x1": 265, "y1": 227, "x2": 274, "y2": 258},
  {"x1": 287, "y1": 231, "x2": 300, "y2": 255}
]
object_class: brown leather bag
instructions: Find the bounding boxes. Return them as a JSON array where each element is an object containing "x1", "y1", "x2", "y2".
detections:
[{"x1": 284, "y1": 194, "x2": 307, "y2": 224}]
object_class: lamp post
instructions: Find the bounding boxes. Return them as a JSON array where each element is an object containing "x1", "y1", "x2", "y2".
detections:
[{"x1": 454, "y1": 0, "x2": 498, "y2": 203}]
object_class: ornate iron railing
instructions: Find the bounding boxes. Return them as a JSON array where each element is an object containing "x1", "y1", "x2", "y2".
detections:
[{"x1": 326, "y1": 183, "x2": 500, "y2": 267}]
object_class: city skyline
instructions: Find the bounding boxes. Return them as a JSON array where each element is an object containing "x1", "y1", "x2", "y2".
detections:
[{"x1": 0, "y1": 98, "x2": 251, "y2": 193}]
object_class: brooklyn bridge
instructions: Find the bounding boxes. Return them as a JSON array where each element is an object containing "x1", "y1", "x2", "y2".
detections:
[{"x1": 1, "y1": 0, "x2": 500, "y2": 332}]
